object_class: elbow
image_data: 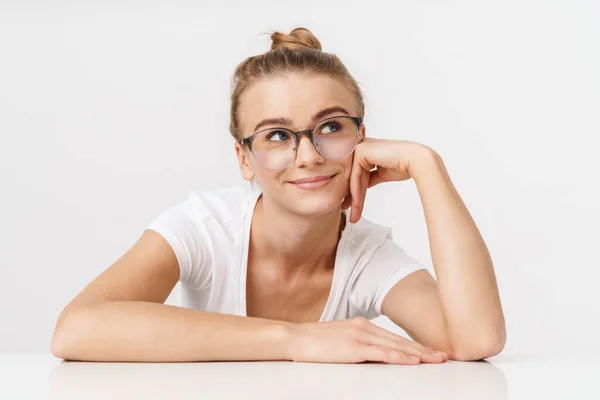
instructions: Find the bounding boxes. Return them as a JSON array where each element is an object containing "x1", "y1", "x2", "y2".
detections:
[
  {"x1": 50, "y1": 310, "x2": 81, "y2": 360},
  {"x1": 51, "y1": 333, "x2": 68, "y2": 360},
  {"x1": 51, "y1": 319, "x2": 70, "y2": 360},
  {"x1": 51, "y1": 325, "x2": 76, "y2": 361},
  {"x1": 450, "y1": 327, "x2": 507, "y2": 361}
]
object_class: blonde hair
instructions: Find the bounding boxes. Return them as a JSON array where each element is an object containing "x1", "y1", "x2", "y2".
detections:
[{"x1": 229, "y1": 27, "x2": 365, "y2": 140}]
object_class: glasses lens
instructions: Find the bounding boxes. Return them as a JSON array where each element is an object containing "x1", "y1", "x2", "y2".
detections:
[
  {"x1": 248, "y1": 117, "x2": 359, "y2": 170},
  {"x1": 313, "y1": 117, "x2": 358, "y2": 159},
  {"x1": 251, "y1": 129, "x2": 295, "y2": 170}
]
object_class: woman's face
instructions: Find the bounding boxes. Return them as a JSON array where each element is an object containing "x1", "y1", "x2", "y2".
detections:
[{"x1": 235, "y1": 72, "x2": 365, "y2": 217}]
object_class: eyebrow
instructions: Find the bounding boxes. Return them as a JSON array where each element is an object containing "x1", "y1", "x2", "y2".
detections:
[{"x1": 252, "y1": 106, "x2": 351, "y2": 133}]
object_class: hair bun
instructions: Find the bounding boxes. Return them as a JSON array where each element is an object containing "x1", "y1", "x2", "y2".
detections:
[{"x1": 270, "y1": 27, "x2": 322, "y2": 51}]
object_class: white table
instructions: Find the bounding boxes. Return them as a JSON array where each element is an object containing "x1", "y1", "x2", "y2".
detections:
[{"x1": 0, "y1": 353, "x2": 597, "y2": 399}]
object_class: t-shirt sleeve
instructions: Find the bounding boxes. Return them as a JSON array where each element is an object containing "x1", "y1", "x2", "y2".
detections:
[
  {"x1": 145, "y1": 199, "x2": 211, "y2": 290},
  {"x1": 350, "y1": 238, "x2": 427, "y2": 320}
]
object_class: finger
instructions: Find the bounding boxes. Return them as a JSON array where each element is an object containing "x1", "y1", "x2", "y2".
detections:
[
  {"x1": 350, "y1": 168, "x2": 368, "y2": 223},
  {"x1": 358, "y1": 167, "x2": 369, "y2": 217},
  {"x1": 362, "y1": 322, "x2": 447, "y2": 360},
  {"x1": 348, "y1": 154, "x2": 364, "y2": 223},
  {"x1": 360, "y1": 332, "x2": 446, "y2": 363},
  {"x1": 358, "y1": 344, "x2": 420, "y2": 365},
  {"x1": 350, "y1": 146, "x2": 378, "y2": 223},
  {"x1": 367, "y1": 168, "x2": 385, "y2": 188}
]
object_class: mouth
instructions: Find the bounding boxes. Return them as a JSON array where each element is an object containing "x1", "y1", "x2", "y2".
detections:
[{"x1": 289, "y1": 174, "x2": 337, "y2": 189}]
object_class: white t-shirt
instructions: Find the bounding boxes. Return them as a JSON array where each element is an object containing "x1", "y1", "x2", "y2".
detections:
[{"x1": 146, "y1": 183, "x2": 426, "y2": 321}]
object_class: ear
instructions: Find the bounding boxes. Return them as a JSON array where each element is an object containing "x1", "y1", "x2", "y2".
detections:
[
  {"x1": 234, "y1": 140, "x2": 255, "y2": 181},
  {"x1": 360, "y1": 122, "x2": 367, "y2": 141}
]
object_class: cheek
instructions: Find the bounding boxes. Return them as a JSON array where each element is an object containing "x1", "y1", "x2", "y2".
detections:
[
  {"x1": 254, "y1": 169, "x2": 284, "y2": 188},
  {"x1": 334, "y1": 160, "x2": 353, "y2": 190},
  {"x1": 339, "y1": 158, "x2": 354, "y2": 179}
]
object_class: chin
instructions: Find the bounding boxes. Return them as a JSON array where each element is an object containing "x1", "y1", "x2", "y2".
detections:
[{"x1": 284, "y1": 185, "x2": 345, "y2": 217}]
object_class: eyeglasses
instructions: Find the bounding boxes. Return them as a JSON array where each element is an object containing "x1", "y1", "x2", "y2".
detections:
[{"x1": 239, "y1": 115, "x2": 363, "y2": 171}]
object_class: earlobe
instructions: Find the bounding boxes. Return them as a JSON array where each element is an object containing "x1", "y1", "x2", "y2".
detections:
[
  {"x1": 234, "y1": 142, "x2": 255, "y2": 181},
  {"x1": 241, "y1": 166, "x2": 255, "y2": 181}
]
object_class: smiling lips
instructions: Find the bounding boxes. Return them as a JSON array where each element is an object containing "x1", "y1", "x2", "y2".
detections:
[{"x1": 289, "y1": 174, "x2": 336, "y2": 189}]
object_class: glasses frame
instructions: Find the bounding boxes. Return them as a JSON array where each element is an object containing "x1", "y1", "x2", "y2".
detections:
[{"x1": 239, "y1": 115, "x2": 364, "y2": 171}]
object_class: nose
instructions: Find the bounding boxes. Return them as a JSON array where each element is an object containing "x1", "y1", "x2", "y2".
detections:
[{"x1": 294, "y1": 134, "x2": 324, "y2": 167}]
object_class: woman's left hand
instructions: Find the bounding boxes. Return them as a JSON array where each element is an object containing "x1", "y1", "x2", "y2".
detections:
[{"x1": 341, "y1": 138, "x2": 437, "y2": 223}]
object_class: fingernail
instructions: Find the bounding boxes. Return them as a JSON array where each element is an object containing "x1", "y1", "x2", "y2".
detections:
[
  {"x1": 409, "y1": 355, "x2": 420, "y2": 363},
  {"x1": 434, "y1": 351, "x2": 447, "y2": 358}
]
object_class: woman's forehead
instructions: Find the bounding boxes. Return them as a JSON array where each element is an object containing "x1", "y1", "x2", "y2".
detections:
[{"x1": 240, "y1": 74, "x2": 356, "y2": 133}]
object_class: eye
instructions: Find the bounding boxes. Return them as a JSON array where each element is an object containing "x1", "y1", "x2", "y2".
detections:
[
  {"x1": 266, "y1": 130, "x2": 291, "y2": 142},
  {"x1": 321, "y1": 120, "x2": 343, "y2": 134}
]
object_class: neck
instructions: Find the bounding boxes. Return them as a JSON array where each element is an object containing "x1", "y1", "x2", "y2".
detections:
[{"x1": 250, "y1": 194, "x2": 346, "y2": 278}]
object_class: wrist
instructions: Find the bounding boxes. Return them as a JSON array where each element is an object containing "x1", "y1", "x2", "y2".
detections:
[
  {"x1": 411, "y1": 146, "x2": 445, "y2": 183},
  {"x1": 271, "y1": 321, "x2": 297, "y2": 361}
]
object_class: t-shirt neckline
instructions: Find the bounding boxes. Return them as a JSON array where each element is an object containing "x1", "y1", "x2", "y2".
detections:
[{"x1": 239, "y1": 185, "x2": 352, "y2": 322}]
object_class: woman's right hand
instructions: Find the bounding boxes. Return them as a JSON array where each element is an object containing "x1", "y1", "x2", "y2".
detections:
[{"x1": 286, "y1": 317, "x2": 448, "y2": 365}]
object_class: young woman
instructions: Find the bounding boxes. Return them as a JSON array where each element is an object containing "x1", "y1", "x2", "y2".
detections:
[{"x1": 51, "y1": 27, "x2": 506, "y2": 365}]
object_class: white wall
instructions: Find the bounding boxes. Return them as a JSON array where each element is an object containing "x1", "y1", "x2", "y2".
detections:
[{"x1": 1, "y1": 0, "x2": 598, "y2": 355}]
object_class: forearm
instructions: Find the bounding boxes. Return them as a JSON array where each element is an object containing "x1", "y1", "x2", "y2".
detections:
[
  {"x1": 413, "y1": 151, "x2": 506, "y2": 356},
  {"x1": 51, "y1": 301, "x2": 292, "y2": 362}
]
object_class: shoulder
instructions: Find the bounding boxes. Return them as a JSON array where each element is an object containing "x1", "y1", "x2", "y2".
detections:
[
  {"x1": 145, "y1": 182, "x2": 257, "y2": 245},
  {"x1": 145, "y1": 183, "x2": 257, "y2": 289}
]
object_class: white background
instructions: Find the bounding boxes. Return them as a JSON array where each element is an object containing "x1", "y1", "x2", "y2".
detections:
[{"x1": 1, "y1": 0, "x2": 598, "y2": 355}]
